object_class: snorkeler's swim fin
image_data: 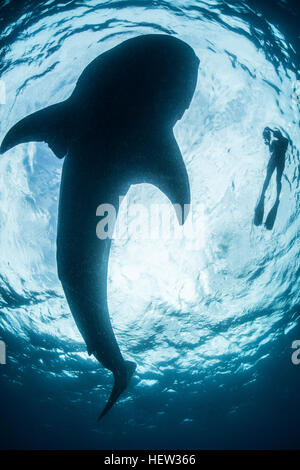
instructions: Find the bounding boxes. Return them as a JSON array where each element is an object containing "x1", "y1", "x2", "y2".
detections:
[
  {"x1": 98, "y1": 360, "x2": 136, "y2": 422},
  {"x1": 254, "y1": 199, "x2": 264, "y2": 226},
  {"x1": 265, "y1": 200, "x2": 279, "y2": 230}
]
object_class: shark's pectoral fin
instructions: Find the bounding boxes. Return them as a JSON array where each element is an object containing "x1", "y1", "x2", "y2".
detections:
[
  {"x1": 0, "y1": 101, "x2": 70, "y2": 158},
  {"x1": 147, "y1": 131, "x2": 190, "y2": 224}
]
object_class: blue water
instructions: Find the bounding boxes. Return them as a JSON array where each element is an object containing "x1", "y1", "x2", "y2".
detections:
[{"x1": 0, "y1": 0, "x2": 299, "y2": 450}]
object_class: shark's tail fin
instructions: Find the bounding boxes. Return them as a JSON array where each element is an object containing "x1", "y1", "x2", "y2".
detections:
[
  {"x1": 98, "y1": 360, "x2": 136, "y2": 422},
  {"x1": 0, "y1": 101, "x2": 70, "y2": 158}
]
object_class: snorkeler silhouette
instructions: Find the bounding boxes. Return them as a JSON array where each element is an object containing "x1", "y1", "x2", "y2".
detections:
[
  {"x1": 0, "y1": 34, "x2": 199, "y2": 420},
  {"x1": 254, "y1": 127, "x2": 288, "y2": 230}
]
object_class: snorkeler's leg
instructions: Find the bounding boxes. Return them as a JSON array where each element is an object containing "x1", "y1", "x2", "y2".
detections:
[
  {"x1": 254, "y1": 158, "x2": 275, "y2": 226},
  {"x1": 275, "y1": 165, "x2": 283, "y2": 201}
]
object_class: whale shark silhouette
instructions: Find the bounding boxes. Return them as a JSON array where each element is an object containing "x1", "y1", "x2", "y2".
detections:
[{"x1": 0, "y1": 34, "x2": 199, "y2": 420}]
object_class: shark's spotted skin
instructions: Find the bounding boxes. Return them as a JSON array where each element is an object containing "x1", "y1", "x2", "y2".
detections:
[{"x1": 0, "y1": 34, "x2": 199, "y2": 419}]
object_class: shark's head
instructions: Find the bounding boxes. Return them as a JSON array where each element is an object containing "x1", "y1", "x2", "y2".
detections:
[
  {"x1": 71, "y1": 34, "x2": 199, "y2": 131},
  {"x1": 69, "y1": 34, "x2": 199, "y2": 224},
  {"x1": 126, "y1": 34, "x2": 199, "y2": 127}
]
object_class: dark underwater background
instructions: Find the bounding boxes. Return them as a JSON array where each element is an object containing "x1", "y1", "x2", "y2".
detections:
[{"x1": 0, "y1": 0, "x2": 299, "y2": 450}]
